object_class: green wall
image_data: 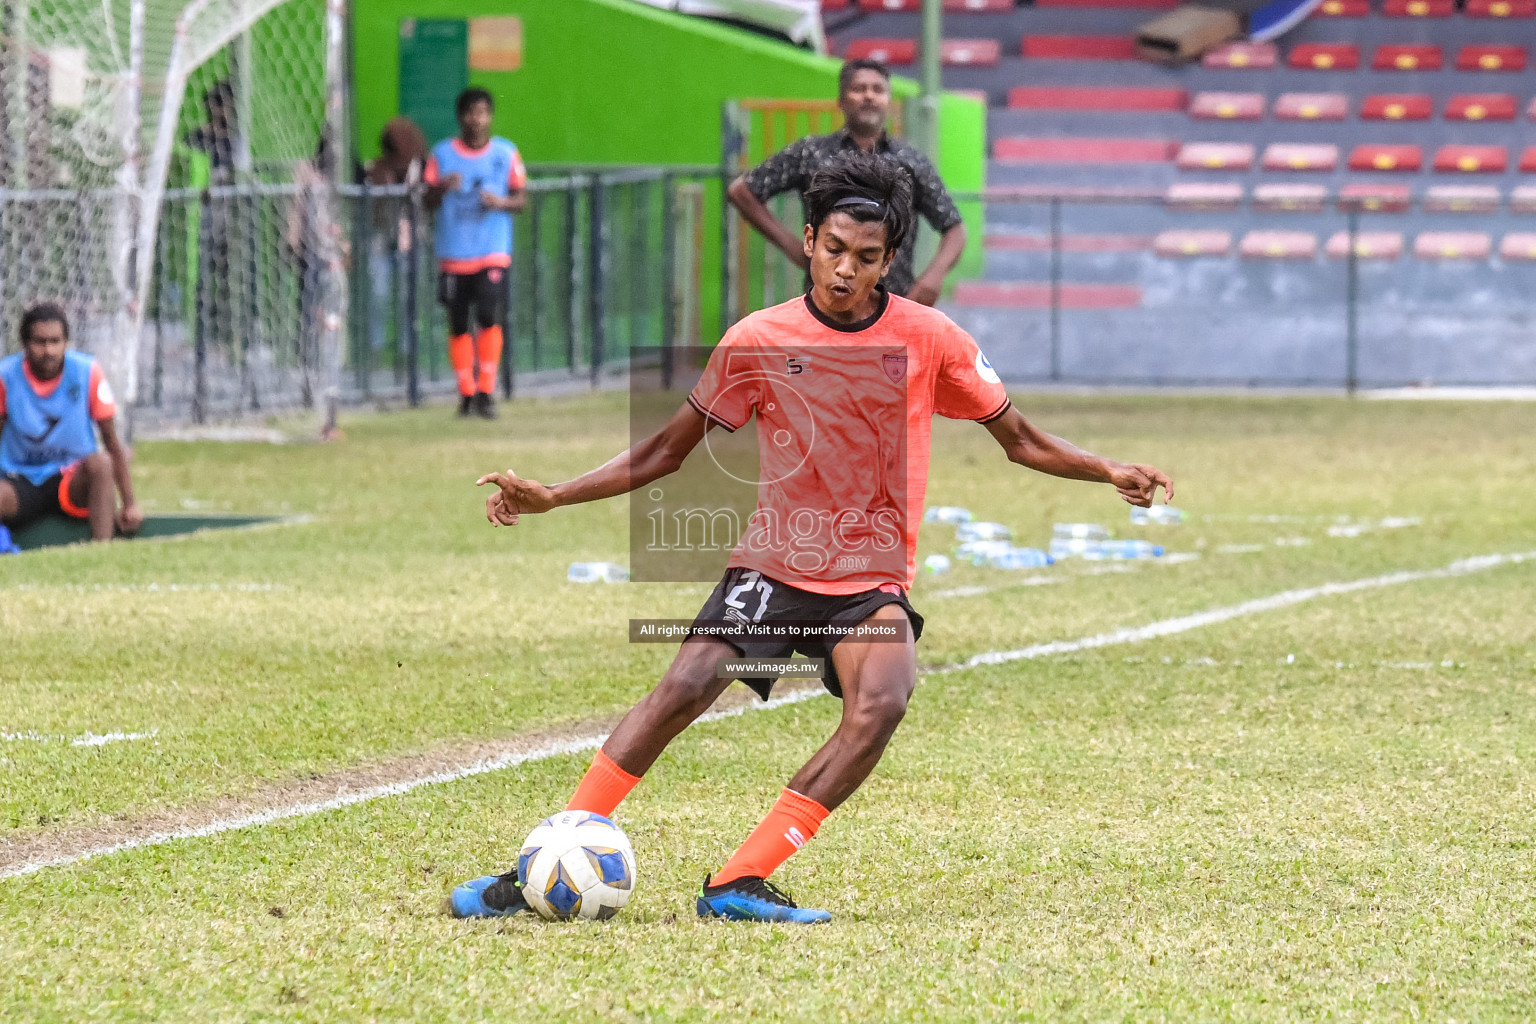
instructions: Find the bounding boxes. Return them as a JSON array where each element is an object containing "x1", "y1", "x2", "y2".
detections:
[{"x1": 351, "y1": 0, "x2": 985, "y2": 337}]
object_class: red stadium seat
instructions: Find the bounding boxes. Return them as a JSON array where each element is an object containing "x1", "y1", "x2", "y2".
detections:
[
  {"x1": 1177, "y1": 142, "x2": 1256, "y2": 170},
  {"x1": 1457, "y1": 45, "x2": 1527, "y2": 71},
  {"x1": 1006, "y1": 87, "x2": 1188, "y2": 111},
  {"x1": 1499, "y1": 233, "x2": 1536, "y2": 260},
  {"x1": 1023, "y1": 36, "x2": 1139, "y2": 60},
  {"x1": 942, "y1": 39, "x2": 1001, "y2": 66},
  {"x1": 944, "y1": 0, "x2": 1013, "y2": 10},
  {"x1": 821, "y1": 0, "x2": 852, "y2": 9},
  {"x1": 1360, "y1": 94, "x2": 1434, "y2": 120},
  {"x1": 845, "y1": 39, "x2": 917, "y2": 64},
  {"x1": 1189, "y1": 92, "x2": 1266, "y2": 120},
  {"x1": 1290, "y1": 43, "x2": 1360, "y2": 70},
  {"x1": 994, "y1": 137, "x2": 1177, "y2": 162},
  {"x1": 1445, "y1": 94, "x2": 1518, "y2": 121},
  {"x1": 1315, "y1": 0, "x2": 1370, "y2": 14},
  {"x1": 1164, "y1": 182, "x2": 1244, "y2": 209},
  {"x1": 1252, "y1": 183, "x2": 1328, "y2": 212},
  {"x1": 1521, "y1": 146, "x2": 1536, "y2": 171},
  {"x1": 1034, "y1": 0, "x2": 1179, "y2": 7},
  {"x1": 1373, "y1": 45, "x2": 1443, "y2": 71},
  {"x1": 951, "y1": 282, "x2": 1144, "y2": 307},
  {"x1": 1273, "y1": 92, "x2": 1349, "y2": 121},
  {"x1": 1382, "y1": 0, "x2": 1454, "y2": 15},
  {"x1": 1240, "y1": 230, "x2": 1318, "y2": 260},
  {"x1": 1414, "y1": 232, "x2": 1493, "y2": 259},
  {"x1": 1466, "y1": 0, "x2": 1536, "y2": 15},
  {"x1": 1203, "y1": 42, "x2": 1277, "y2": 68},
  {"x1": 1154, "y1": 229, "x2": 1232, "y2": 257},
  {"x1": 1512, "y1": 185, "x2": 1536, "y2": 211},
  {"x1": 1424, "y1": 185, "x2": 1502, "y2": 213},
  {"x1": 1263, "y1": 143, "x2": 1339, "y2": 171},
  {"x1": 1325, "y1": 231, "x2": 1405, "y2": 260},
  {"x1": 1434, "y1": 145, "x2": 1508, "y2": 172},
  {"x1": 858, "y1": 0, "x2": 920, "y2": 10},
  {"x1": 1348, "y1": 144, "x2": 1424, "y2": 172},
  {"x1": 1338, "y1": 183, "x2": 1412, "y2": 212}
]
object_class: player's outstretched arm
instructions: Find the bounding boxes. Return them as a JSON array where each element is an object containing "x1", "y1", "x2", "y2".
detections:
[
  {"x1": 983, "y1": 406, "x2": 1173, "y2": 507},
  {"x1": 476, "y1": 403, "x2": 710, "y2": 527}
]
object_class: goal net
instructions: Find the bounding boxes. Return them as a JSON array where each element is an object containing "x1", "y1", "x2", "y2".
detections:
[{"x1": 0, "y1": 0, "x2": 343, "y2": 428}]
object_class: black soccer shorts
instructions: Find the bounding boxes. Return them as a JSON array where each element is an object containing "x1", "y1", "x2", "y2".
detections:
[
  {"x1": 1, "y1": 466, "x2": 88, "y2": 529},
  {"x1": 688, "y1": 567, "x2": 924, "y2": 700},
  {"x1": 437, "y1": 266, "x2": 508, "y2": 335}
]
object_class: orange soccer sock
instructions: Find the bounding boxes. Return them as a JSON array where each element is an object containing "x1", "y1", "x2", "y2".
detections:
[
  {"x1": 565, "y1": 749, "x2": 642, "y2": 818},
  {"x1": 711, "y1": 788, "x2": 829, "y2": 886},
  {"x1": 475, "y1": 325, "x2": 503, "y2": 395},
  {"x1": 448, "y1": 333, "x2": 475, "y2": 397}
]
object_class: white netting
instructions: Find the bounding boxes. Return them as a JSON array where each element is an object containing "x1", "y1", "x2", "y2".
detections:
[{"x1": 0, "y1": 0, "x2": 338, "y2": 425}]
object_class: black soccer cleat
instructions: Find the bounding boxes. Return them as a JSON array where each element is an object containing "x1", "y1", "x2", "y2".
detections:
[
  {"x1": 457, "y1": 395, "x2": 474, "y2": 418},
  {"x1": 474, "y1": 392, "x2": 497, "y2": 420},
  {"x1": 696, "y1": 874, "x2": 831, "y2": 924},
  {"x1": 448, "y1": 870, "x2": 530, "y2": 918}
]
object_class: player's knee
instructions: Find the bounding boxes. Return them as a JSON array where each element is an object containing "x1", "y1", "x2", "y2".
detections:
[
  {"x1": 81, "y1": 451, "x2": 111, "y2": 481},
  {"x1": 850, "y1": 684, "x2": 910, "y2": 739},
  {"x1": 655, "y1": 665, "x2": 720, "y2": 717}
]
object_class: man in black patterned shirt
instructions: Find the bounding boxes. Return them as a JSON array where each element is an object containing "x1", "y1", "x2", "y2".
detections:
[{"x1": 727, "y1": 59, "x2": 967, "y2": 305}]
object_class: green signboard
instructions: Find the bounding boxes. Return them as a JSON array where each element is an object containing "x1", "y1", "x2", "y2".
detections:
[{"x1": 398, "y1": 18, "x2": 468, "y2": 147}]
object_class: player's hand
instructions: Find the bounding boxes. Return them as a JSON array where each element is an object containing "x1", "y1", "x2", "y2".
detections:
[
  {"x1": 476, "y1": 470, "x2": 558, "y2": 527},
  {"x1": 906, "y1": 276, "x2": 942, "y2": 307},
  {"x1": 116, "y1": 502, "x2": 145, "y2": 535},
  {"x1": 478, "y1": 190, "x2": 504, "y2": 211},
  {"x1": 1106, "y1": 462, "x2": 1174, "y2": 507},
  {"x1": 444, "y1": 172, "x2": 463, "y2": 191}
]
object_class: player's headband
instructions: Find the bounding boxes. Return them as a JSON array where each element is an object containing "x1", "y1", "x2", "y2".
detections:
[{"x1": 833, "y1": 197, "x2": 882, "y2": 210}]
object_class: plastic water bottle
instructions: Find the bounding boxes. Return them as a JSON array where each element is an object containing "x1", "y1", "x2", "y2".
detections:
[
  {"x1": 922, "y1": 554, "x2": 952, "y2": 575},
  {"x1": 567, "y1": 561, "x2": 629, "y2": 583},
  {"x1": 956, "y1": 521, "x2": 1012, "y2": 543},
  {"x1": 1053, "y1": 523, "x2": 1110, "y2": 541},
  {"x1": 1084, "y1": 540, "x2": 1163, "y2": 560},
  {"x1": 1130, "y1": 505, "x2": 1185, "y2": 526},
  {"x1": 1048, "y1": 537, "x2": 1098, "y2": 560},
  {"x1": 924, "y1": 506, "x2": 973, "y2": 525},
  {"x1": 984, "y1": 546, "x2": 1054, "y2": 569},
  {"x1": 954, "y1": 539, "x2": 1013, "y2": 565}
]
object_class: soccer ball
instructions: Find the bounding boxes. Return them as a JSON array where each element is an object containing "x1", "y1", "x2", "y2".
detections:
[{"x1": 517, "y1": 811, "x2": 636, "y2": 921}]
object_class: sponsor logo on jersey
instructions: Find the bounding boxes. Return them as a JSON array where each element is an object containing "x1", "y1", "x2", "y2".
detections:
[{"x1": 975, "y1": 350, "x2": 1001, "y2": 384}]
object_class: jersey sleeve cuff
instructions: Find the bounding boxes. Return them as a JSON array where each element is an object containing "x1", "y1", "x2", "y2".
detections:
[
  {"x1": 976, "y1": 398, "x2": 1012, "y2": 424},
  {"x1": 688, "y1": 393, "x2": 741, "y2": 432}
]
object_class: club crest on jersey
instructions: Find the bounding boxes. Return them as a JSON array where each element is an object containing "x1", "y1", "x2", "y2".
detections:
[{"x1": 882, "y1": 353, "x2": 907, "y2": 384}]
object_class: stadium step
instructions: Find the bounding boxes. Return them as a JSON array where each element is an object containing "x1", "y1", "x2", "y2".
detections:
[
  {"x1": 1006, "y1": 86, "x2": 1188, "y2": 111},
  {"x1": 994, "y1": 137, "x2": 1177, "y2": 162},
  {"x1": 1021, "y1": 36, "x2": 1139, "y2": 60},
  {"x1": 952, "y1": 281, "x2": 1143, "y2": 307}
]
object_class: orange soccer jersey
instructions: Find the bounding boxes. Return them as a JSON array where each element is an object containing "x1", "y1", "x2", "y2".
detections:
[{"x1": 688, "y1": 291, "x2": 1010, "y2": 595}]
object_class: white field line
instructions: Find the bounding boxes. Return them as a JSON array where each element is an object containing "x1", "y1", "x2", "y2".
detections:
[
  {"x1": 1, "y1": 729, "x2": 158, "y2": 747},
  {"x1": 955, "y1": 550, "x2": 1534, "y2": 670},
  {"x1": 3, "y1": 549, "x2": 1532, "y2": 881}
]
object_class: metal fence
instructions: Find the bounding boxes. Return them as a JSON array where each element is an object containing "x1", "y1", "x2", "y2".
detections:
[{"x1": 112, "y1": 167, "x2": 713, "y2": 425}]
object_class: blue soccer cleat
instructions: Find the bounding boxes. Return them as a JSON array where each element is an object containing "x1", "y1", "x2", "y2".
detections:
[
  {"x1": 447, "y1": 870, "x2": 530, "y2": 919},
  {"x1": 696, "y1": 874, "x2": 831, "y2": 924}
]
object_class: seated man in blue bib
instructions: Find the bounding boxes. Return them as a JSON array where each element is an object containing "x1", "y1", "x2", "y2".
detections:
[{"x1": 0, "y1": 303, "x2": 142, "y2": 544}]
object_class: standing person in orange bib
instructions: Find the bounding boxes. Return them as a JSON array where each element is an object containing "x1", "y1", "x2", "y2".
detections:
[
  {"x1": 451, "y1": 153, "x2": 1173, "y2": 924},
  {"x1": 424, "y1": 88, "x2": 527, "y2": 419}
]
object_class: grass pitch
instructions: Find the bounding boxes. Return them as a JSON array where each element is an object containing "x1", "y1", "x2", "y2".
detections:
[{"x1": 2, "y1": 392, "x2": 1534, "y2": 1021}]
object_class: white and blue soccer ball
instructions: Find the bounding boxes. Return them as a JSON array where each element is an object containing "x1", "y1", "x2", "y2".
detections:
[{"x1": 517, "y1": 811, "x2": 636, "y2": 921}]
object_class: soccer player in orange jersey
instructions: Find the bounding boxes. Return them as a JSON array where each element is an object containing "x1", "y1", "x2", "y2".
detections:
[{"x1": 452, "y1": 153, "x2": 1173, "y2": 924}]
